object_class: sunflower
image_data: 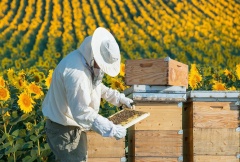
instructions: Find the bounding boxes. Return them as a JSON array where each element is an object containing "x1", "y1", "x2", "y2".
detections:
[
  {"x1": 18, "y1": 70, "x2": 25, "y2": 78},
  {"x1": 44, "y1": 61, "x2": 50, "y2": 68},
  {"x1": 45, "y1": 69, "x2": 53, "y2": 89},
  {"x1": 2, "y1": 58, "x2": 13, "y2": 69},
  {"x1": 3, "y1": 111, "x2": 10, "y2": 117},
  {"x1": 17, "y1": 92, "x2": 35, "y2": 113},
  {"x1": 32, "y1": 71, "x2": 45, "y2": 83},
  {"x1": 119, "y1": 63, "x2": 125, "y2": 77},
  {"x1": 27, "y1": 82, "x2": 44, "y2": 99},
  {"x1": 2, "y1": 111, "x2": 10, "y2": 124},
  {"x1": 188, "y1": 64, "x2": 202, "y2": 90},
  {"x1": 15, "y1": 60, "x2": 21, "y2": 69},
  {"x1": 25, "y1": 122, "x2": 33, "y2": 131},
  {"x1": 111, "y1": 77, "x2": 126, "y2": 91},
  {"x1": 7, "y1": 68, "x2": 15, "y2": 84},
  {"x1": 28, "y1": 67, "x2": 39, "y2": 75},
  {"x1": 14, "y1": 77, "x2": 27, "y2": 90},
  {"x1": 0, "y1": 76, "x2": 5, "y2": 87},
  {"x1": 0, "y1": 87, "x2": 10, "y2": 101},
  {"x1": 20, "y1": 52, "x2": 26, "y2": 57},
  {"x1": 212, "y1": 80, "x2": 226, "y2": 90},
  {"x1": 236, "y1": 64, "x2": 240, "y2": 80},
  {"x1": 228, "y1": 86, "x2": 236, "y2": 90},
  {"x1": 54, "y1": 52, "x2": 61, "y2": 58},
  {"x1": 223, "y1": 69, "x2": 232, "y2": 78}
]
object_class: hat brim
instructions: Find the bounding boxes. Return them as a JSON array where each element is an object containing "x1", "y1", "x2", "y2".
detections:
[{"x1": 91, "y1": 27, "x2": 120, "y2": 77}]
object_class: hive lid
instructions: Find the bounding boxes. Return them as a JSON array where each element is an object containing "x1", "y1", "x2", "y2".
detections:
[
  {"x1": 187, "y1": 90, "x2": 240, "y2": 102},
  {"x1": 127, "y1": 92, "x2": 187, "y2": 102},
  {"x1": 123, "y1": 85, "x2": 186, "y2": 96},
  {"x1": 108, "y1": 109, "x2": 150, "y2": 129}
]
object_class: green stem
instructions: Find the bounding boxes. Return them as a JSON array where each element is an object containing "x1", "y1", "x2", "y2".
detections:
[
  {"x1": 37, "y1": 139, "x2": 40, "y2": 156},
  {"x1": 1, "y1": 107, "x2": 7, "y2": 133},
  {"x1": 3, "y1": 123, "x2": 6, "y2": 134},
  {"x1": 34, "y1": 119, "x2": 41, "y2": 156},
  {"x1": 13, "y1": 152, "x2": 16, "y2": 162}
]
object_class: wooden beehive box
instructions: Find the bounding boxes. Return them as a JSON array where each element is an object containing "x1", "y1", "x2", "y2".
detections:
[
  {"x1": 128, "y1": 128, "x2": 183, "y2": 162},
  {"x1": 87, "y1": 131, "x2": 126, "y2": 162},
  {"x1": 125, "y1": 57, "x2": 188, "y2": 87},
  {"x1": 183, "y1": 91, "x2": 240, "y2": 162},
  {"x1": 125, "y1": 85, "x2": 186, "y2": 162}
]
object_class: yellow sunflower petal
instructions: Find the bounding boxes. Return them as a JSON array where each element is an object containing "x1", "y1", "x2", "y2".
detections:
[
  {"x1": 17, "y1": 92, "x2": 35, "y2": 113},
  {"x1": 0, "y1": 87, "x2": 10, "y2": 101},
  {"x1": 27, "y1": 82, "x2": 44, "y2": 99}
]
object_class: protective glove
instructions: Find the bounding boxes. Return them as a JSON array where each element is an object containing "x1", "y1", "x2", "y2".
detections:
[
  {"x1": 91, "y1": 115, "x2": 126, "y2": 140},
  {"x1": 114, "y1": 125, "x2": 126, "y2": 140},
  {"x1": 119, "y1": 93, "x2": 134, "y2": 108}
]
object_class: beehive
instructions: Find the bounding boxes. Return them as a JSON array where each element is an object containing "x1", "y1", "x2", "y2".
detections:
[
  {"x1": 183, "y1": 91, "x2": 240, "y2": 162},
  {"x1": 87, "y1": 131, "x2": 126, "y2": 162},
  {"x1": 125, "y1": 57, "x2": 188, "y2": 87},
  {"x1": 125, "y1": 85, "x2": 186, "y2": 162}
]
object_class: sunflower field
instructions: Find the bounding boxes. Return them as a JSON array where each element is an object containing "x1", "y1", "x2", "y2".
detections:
[{"x1": 0, "y1": 0, "x2": 240, "y2": 161}]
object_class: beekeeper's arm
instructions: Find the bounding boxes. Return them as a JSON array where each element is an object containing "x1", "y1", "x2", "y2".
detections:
[
  {"x1": 100, "y1": 83, "x2": 133, "y2": 108},
  {"x1": 65, "y1": 72, "x2": 125, "y2": 139}
]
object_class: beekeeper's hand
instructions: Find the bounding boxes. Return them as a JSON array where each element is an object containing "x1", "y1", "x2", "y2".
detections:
[
  {"x1": 119, "y1": 94, "x2": 134, "y2": 108},
  {"x1": 113, "y1": 124, "x2": 126, "y2": 140},
  {"x1": 91, "y1": 115, "x2": 126, "y2": 140}
]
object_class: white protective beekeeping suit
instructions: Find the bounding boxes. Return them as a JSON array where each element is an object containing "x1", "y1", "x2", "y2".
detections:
[{"x1": 42, "y1": 27, "x2": 133, "y2": 138}]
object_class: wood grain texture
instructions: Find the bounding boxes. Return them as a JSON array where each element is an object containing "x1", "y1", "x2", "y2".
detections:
[
  {"x1": 125, "y1": 59, "x2": 168, "y2": 85},
  {"x1": 193, "y1": 155, "x2": 239, "y2": 162},
  {"x1": 125, "y1": 58, "x2": 188, "y2": 87},
  {"x1": 183, "y1": 102, "x2": 239, "y2": 129},
  {"x1": 133, "y1": 102, "x2": 182, "y2": 130},
  {"x1": 129, "y1": 157, "x2": 181, "y2": 162},
  {"x1": 128, "y1": 130, "x2": 183, "y2": 157},
  {"x1": 88, "y1": 158, "x2": 124, "y2": 162},
  {"x1": 184, "y1": 128, "x2": 239, "y2": 156},
  {"x1": 87, "y1": 131, "x2": 125, "y2": 158},
  {"x1": 168, "y1": 59, "x2": 188, "y2": 87}
]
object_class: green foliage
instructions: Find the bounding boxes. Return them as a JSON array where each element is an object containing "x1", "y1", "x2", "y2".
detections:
[
  {"x1": 0, "y1": 70, "x2": 54, "y2": 161},
  {"x1": 0, "y1": 108, "x2": 54, "y2": 161}
]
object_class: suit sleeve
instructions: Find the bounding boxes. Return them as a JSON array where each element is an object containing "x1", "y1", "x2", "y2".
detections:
[{"x1": 100, "y1": 83, "x2": 124, "y2": 107}]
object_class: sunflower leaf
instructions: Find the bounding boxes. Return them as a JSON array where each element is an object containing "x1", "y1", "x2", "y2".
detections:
[
  {"x1": 9, "y1": 116, "x2": 21, "y2": 125},
  {"x1": 4, "y1": 144, "x2": 20, "y2": 154},
  {"x1": 0, "y1": 133, "x2": 7, "y2": 143},
  {"x1": 21, "y1": 113, "x2": 29, "y2": 120},
  {"x1": 22, "y1": 141, "x2": 33, "y2": 149},
  {"x1": 11, "y1": 129, "x2": 19, "y2": 137},
  {"x1": 22, "y1": 155, "x2": 37, "y2": 162}
]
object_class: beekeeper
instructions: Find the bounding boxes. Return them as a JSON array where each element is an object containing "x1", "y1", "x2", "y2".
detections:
[{"x1": 42, "y1": 27, "x2": 133, "y2": 161}]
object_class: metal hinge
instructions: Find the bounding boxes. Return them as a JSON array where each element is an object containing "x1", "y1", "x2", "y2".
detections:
[
  {"x1": 236, "y1": 154, "x2": 240, "y2": 159},
  {"x1": 235, "y1": 101, "x2": 240, "y2": 106},
  {"x1": 178, "y1": 102, "x2": 183, "y2": 108},
  {"x1": 178, "y1": 130, "x2": 183, "y2": 134},
  {"x1": 164, "y1": 56, "x2": 171, "y2": 61},
  {"x1": 236, "y1": 127, "x2": 240, "y2": 132},
  {"x1": 120, "y1": 157, "x2": 127, "y2": 162},
  {"x1": 178, "y1": 156, "x2": 183, "y2": 161}
]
